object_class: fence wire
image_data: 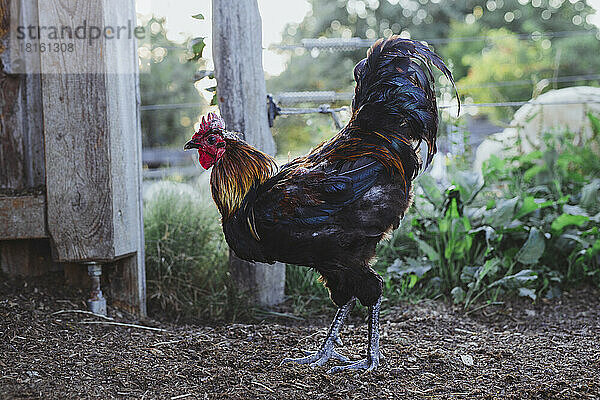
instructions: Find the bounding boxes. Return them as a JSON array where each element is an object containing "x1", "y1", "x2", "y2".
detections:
[{"x1": 271, "y1": 30, "x2": 598, "y2": 51}]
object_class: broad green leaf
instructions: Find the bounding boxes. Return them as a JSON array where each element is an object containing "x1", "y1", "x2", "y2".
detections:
[
  {"x1": 489, "y1": 269, "x2": 538, "y2": 289},
  {"x1": 551, "y1": 213, "x2": 589, "y2": 232},
  {"x1": 482, "y1": 154, "x2": 505, "y2": 178},
  {"x1": 189, "y1": 37, "x2": 206, "y2": 61},
  {"x1": 479, "y1": 258, "x2": 501, "y2": 280},
  {"x1": 445, "y1": 198, "x2": 461, "y2": 219},
  {"x1": 192, "y1": 13, "x2": 205, "y2": 20},
  {"x1": 518, "y1": 287, "x2": 536, "y2": 300},
  {"x1": 516, "y1": 228, "x2": 545, "y2": 265},
  {"x1": 523, "y1": 164, "x2": 546, "y2": 181},
  {"x1": 563, "y1": 204, "x2": 588, "y2": 216},
  {"x1": 519, "y1": 150, "x2": 543, "y2": 163},
  {"x1": 588, "y1": 239, "x2": 600, "y2": 256},
  {"x1": 452, "y1": 171, "x2": 484, "y2": 204},
  {"x1": 559, "y1": 233, "x2": 590, "y2": 247},
  {"x1": 460, "y1": 266, "x2": 479, "y2": 283},
  {"x1": 451, "y1": 286, "x2": 465, "y2": 304},
  {"x1": 515, "y1": 196, "x2": 554, "y2": 219},
  {"x1": 387, "y1": 258, "x2": 432, "y2": 278},
  {"x1": 408, "y1": 274, "x2": 418, "y2": 289},
  {"x1": 580, "y1": 179, "x2": 600, "y2": 211},
  {"x1": 418, "y1": 174, "x2": 444, "y2": 207},
  {"x1": 487, "y1": 197, "x2": 518, "y2": 227},
  {"x1": 469, "y1": 226, "x2": 498, "y2": 243},
  {"x1": 409, "y1": 234, "x2": 440, "y2": 261}
]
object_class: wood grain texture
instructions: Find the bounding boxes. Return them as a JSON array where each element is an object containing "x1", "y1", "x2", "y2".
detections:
[
  {"x1": 39, "y1": 1, "x2": 113, "y2": 261},
  {"x1": 37, "y1": 0, "x2": 145, "y2": 315},
  {"x1": 103, "y1": 0, "x2": 146, "y2": 315},
  {"x1": 39, "y1": 0, "x2": 143, "y2": 264},
  {"x1": 0, "y1": 0, "x2": 45, "y2": 191},
  {"x1": 0, "y1": 195, "x2": 47, "y2": 239},
  {"x1": 0, "y1": 0, "x2": 51, "y2": 277},
  {"x1": 212, "y1": 0, "x2": 284, "y2": 306},
  {"x1": 211, "y1": 0, "x2": 276, "y2": 155},
  {"x1": 107, "y1": 254, "x2": 146, "y2": 316}
]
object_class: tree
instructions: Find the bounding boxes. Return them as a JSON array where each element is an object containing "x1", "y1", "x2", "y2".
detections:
[
  {"x1": 139, "y1": 17, "x2": 208, "y2": 148},
  {"x1": 270, "y1": 0, "x2": 597, "y2": 88},
  {"x1": 267, "y1": 0, "x2": 599, "y2": 142},
  {"x1": 458, "y1": 28, "x2": 553, "y2": 121}
]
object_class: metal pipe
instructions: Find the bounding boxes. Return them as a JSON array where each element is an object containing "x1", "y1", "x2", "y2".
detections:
[{"x1": 85, "y1": 262, "x2": 107, "y2": 316}]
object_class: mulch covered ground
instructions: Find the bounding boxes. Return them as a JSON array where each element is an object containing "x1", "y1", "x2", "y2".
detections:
[{"x1": 1, "y1": 276, "x2": 599, "y2": 399}]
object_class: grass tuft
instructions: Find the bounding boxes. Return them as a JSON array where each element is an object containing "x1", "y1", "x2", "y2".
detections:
[{"x1": 143, "y1": 180, "x2": 250, "y2": 322}]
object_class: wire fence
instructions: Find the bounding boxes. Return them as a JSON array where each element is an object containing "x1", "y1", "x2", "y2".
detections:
[
  {"x1": 141, "y1": 73, "x2": 600, "y2": 110},
  {"x1": 141, "y1": 30, "x2": 600, "y2": 179},
  {"x1": 270, "y1": 30, "x2": 599, "y2": 51}
]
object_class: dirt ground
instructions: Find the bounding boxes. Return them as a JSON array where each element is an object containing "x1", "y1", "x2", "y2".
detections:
[{"x1": 1, "y1": 276, "x2": 599, "y2": 400}]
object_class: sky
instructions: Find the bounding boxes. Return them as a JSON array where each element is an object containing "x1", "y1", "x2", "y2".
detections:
[
  {"x1": 136, "y1": 0, "x2": 600, "y2": 76},
  {"x1": 135, "y1": 0, "x2": 311, "y2": 76}
]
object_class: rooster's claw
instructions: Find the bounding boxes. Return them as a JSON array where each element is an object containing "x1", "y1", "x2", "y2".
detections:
[
  {"x1": 326, "y1": 354, "x2": 381, "y2": 374},
  {"x1": 281, "y1": 347, "x2": 350, "y2": 367}
]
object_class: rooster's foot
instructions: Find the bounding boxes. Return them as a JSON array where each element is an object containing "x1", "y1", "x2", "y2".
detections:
[
  {"x1": 281, "y1": 297, "x2": 356, "y2": 368},
  {"x1": 326, "y1": 352, "x2": 381, "y2": 373},
  {"x1": 281, "y1": 345, "x2": 350, "y2": 367},
  {"x1": 328, "y1": 296, "x2": 383, "y2": 374}
]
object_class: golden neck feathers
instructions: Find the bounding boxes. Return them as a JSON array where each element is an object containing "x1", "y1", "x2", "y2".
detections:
[{"x1": 210, "y1": 137, "x2": 276, "y2": 220}]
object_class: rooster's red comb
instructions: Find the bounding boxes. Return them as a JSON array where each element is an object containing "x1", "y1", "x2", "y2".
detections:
[{"x1": 197, "y1": 112, "x2": 225, "y2": 134}]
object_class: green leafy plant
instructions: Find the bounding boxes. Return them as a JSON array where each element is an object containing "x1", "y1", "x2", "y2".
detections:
[{"x1": 377, "y1": 115, "x2": 600, "y2": 308}]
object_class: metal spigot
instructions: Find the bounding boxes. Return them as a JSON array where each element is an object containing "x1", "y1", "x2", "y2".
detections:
[{"x1": 85, "y1": 262, "x2": 107, "y2": 316}]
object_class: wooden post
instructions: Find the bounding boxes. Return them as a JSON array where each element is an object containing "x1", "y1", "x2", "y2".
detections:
[
  {"x1": 212, "y1": 0, "x2": 285, "y2": 306},
  {"x1": 35, "y1": 0, "x2": 146, "y2": 315},
  {"x1": 0, "y1": 0, "x2": 146, "y2": 315},
  {"x1": 0, "y1": 0, "x2": 54, "y2": 276}
]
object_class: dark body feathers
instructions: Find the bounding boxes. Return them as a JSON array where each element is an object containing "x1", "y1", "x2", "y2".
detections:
[{"x1": 215, "y1": 37, "x2": 456, "y2": 307}]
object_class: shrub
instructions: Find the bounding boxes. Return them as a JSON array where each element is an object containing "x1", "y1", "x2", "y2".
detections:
[
  {"x1": 377, "y1": 116, "x2": 600, "y2": 308},
  {"x1": 143, "y1": 181, "x2": 248, "y2": 322}
]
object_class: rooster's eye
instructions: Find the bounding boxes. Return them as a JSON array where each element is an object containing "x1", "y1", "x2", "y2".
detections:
[{"x1": 207, "y1": 135, "x2": 217, "y2": 145}]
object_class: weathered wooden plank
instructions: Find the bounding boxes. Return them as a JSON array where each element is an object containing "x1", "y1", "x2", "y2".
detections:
[
  {"x1": 0, "y1": 195, "x2": 47, "y2": 239},
  {"x1": 212, "y1": 0, "x2": 276, "y2": 155},
  {"x1": 0, "y1": 0, "x2": 45, "y2": 191},
  {"x1": 36, "y1": 0, "x2": 146, "y2": 315},
  {"x1": 107, "y1": 254, "x2": 146, "y2": 316},
  {"x1": 38, "y1": 1, "x2": 143, "y2": 262},
  {"x1": 0, "y1": 0, "x2": 51, "y2": 278},
  {"x1": 212, "y1": 0, "x2": 285, "y2": 306},
  {"x1": 103, "y1": 0, "x2": 144, "y2": 259},
  {"x1": 103, "y1": 0, "x2": 146, "y2": 315},
  {"x1": 38, "y1": 0, "x2": 113, "y2": 261}
]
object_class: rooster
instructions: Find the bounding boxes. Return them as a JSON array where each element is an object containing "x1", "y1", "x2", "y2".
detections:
[{"x1": 185, "y1": 37, "x2": 457, "y2": 373}]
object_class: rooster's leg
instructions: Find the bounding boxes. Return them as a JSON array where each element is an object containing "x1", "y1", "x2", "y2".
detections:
[
  {"x1": 327, "y1": 295, "x2": 382, "y2": 373},
  {"x1": 281, "y1": 297, "x2": 356, "y2": 367}
]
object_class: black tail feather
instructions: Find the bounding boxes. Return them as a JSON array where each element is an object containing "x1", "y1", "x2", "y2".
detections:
[{"x1": 351, "y1": 37, "x2": 459, "y2": 171}]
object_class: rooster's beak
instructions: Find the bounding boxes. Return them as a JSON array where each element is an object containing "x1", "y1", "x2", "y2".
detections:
[{"x1": 184, "y1": 140, "x2": 199, "y2": 150}]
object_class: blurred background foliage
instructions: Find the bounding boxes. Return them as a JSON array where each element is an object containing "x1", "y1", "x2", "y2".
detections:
[
  {"x1": 139, "y1": 17, "x2": 208, "y2": 148},
  {"x1": 139, "y1": 0, "x2": 600, "y2": 153},
  {"x1": 266, "y1": 0, "x2": 599, "y2": 152}
]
